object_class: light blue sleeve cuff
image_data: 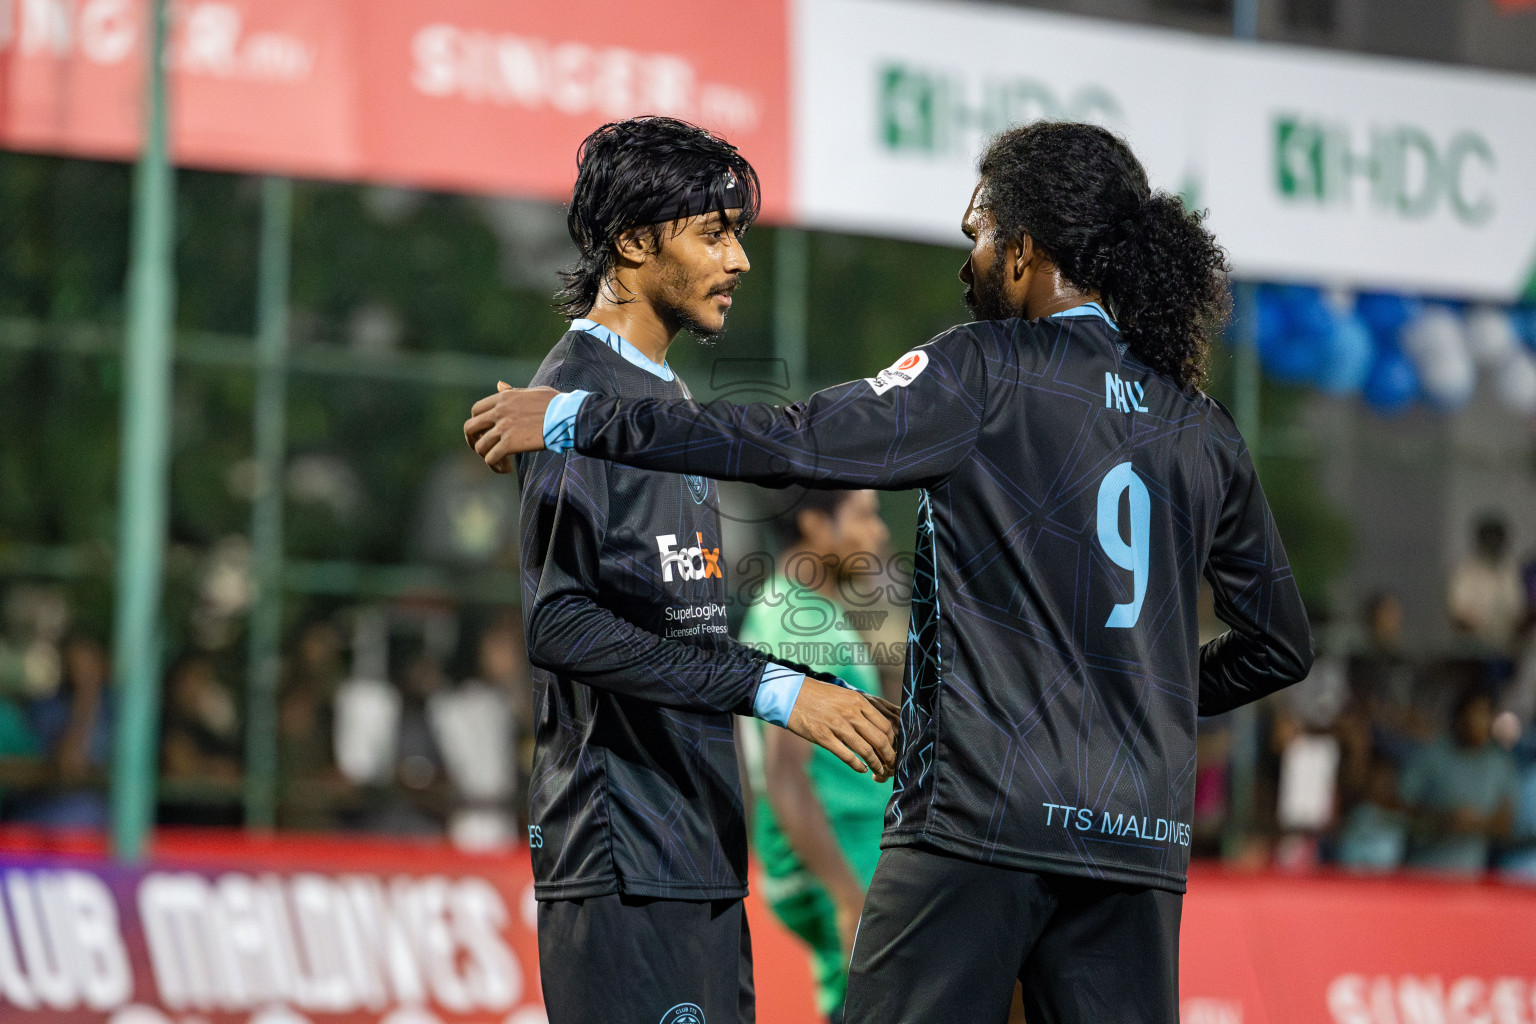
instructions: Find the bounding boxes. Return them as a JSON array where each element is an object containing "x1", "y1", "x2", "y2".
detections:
[
  {"x1": 542, "y1": 390, "x2": 592, "y2": 453},
  {"x1": 753, "y1": 663, "x2": 806, "y2": 728}
]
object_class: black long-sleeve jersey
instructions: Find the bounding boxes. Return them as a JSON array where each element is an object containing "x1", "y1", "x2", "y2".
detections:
[
  {"x1": 568, "y1": 311, "x2": 1314, "y2": 893},
  {"x1": 517, "y1": 329, "x2": 782, "y2": 902}
]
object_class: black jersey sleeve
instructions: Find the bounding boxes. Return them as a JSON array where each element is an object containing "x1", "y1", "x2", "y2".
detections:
[
  {"x1": 1197, "y1": 437, "x2": 1314, "y2": 716},
  {"x1": 519, "y1": 431, "x2": 774, "y2": 717},
  {"x1": 573, "y1": 327, "x2": 987, "y2": 490}
]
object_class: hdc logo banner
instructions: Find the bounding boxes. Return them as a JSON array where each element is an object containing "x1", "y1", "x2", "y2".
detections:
[
  {"x1": 1200, "y1": 44, "x2": 1536, "y2": 299},
  {"x1": 792, "y1": 0, "x2": 1536, "y2": 301}
]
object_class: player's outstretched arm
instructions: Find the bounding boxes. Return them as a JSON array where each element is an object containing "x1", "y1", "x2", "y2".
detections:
[
  {"x1": 1198, "y1": 438, "x2": 1315, "y2": 715},
  {"x1": 466, "y1": 326, "x2": 988, "y2": 490},
  {"x1": 520, "y1": 443, "x2": 898, "y2": 774}
]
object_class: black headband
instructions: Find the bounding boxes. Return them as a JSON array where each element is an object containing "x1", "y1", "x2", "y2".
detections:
[{"x1": 649, "y1": 169, "x2": 742, "y2": 225}]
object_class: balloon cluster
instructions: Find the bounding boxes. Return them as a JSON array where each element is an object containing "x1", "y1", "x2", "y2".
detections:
[{"x1": 1253, "y1": 285, "x2": 1536, "y2": 416}]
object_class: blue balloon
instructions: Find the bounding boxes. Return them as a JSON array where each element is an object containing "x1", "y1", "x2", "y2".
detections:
[
  {"x1": 1356, "y1": 292, "x2": 1417, "y2": 340},
  {"x1": 1256, "y1": 285, "x2": 1333, "y2": 384},
  {"x1": 1511, "y1": 306, "x2": 1536, "y2": 351},
  {"x1": 1318, "y1": 314, "x2": 1375, "y2": 395},
  {"x1": 1362, "y1": 348, "x2": 1420, "y2": 413},
  {"x1": 1288, "y1": 288, "x2": 1335, "y2": 349},
  {"x1": 1255, "y1": 287, "x2": 1291, "y2": 350},
  {"x1": 1261, "y1": 336, "x2": 1327, "y2": 384}
]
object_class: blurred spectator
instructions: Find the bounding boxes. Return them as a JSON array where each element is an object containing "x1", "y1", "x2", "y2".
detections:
[
  {"x1": 1500, "y1": 744, "x2": 1536, "y2": 881},
  {"x1": 278, "y1": 619, "x2": 348, "y2": 829},
  {"x1": 0, "y1": 689, "x2": 42, "y2": 811},
  {"x1": 413, "y1": 451, "x2": 521, "y2": 569},
  {"x1": 13, "y1": 635, "x2": 113, "y2": 829},
  {"x1": 463, "y1": 604, "x2": 537, "y2": 804},
  {"x1": 158, "y1": 653, "x2": 241, "y2": 825},
  {"x1": 1348, "y1": 593, "x2": 1433, "y2": 759},
  {"x1": 1399, "y1": 687, "x2": 1517, "y2": 875},
  {"x1": 335, "y1": 643, "x2": 452, "y2": 837},
  {"x1": 160, "y1": 653, "x2": 241, "y2": 783},
  {"x1": 1448, "y1": 515, "x2": 1525, "y2": 653},
  {"x1": 1335, "y1": 756, "x2": 1407, "y2": 872},
  {"x1": 433, "y1": 626, "x2": 521, "y2": 849},
  {"x1": 1191, "y1": 722, "x2": 1231, "y2": 858}
]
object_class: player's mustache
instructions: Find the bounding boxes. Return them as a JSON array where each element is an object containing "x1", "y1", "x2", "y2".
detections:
[{"x1": 708, "y1": 281, "x2": 739, "y2": 297}]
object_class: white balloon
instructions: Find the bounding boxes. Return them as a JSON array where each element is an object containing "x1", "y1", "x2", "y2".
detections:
[
  {"x1": 1402, "y1": 308, "x2": 1475, "y2": 408},
  {"x1": 1465, "y1": 307, "x2": 1520, "y2": 367},
  {"x1": 1495, "y1": 349, "x2": 1536, "y2": 415},
  {"x1": 1400, "y1": 307, "x2": 1461, "y2": 359}
]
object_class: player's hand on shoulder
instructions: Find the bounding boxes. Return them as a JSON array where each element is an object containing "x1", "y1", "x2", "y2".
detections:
[
  {"x1": 786, "y1": 677, "x2": 901, "y2": 782},
  {"x1": 464, "y1": 382, "x2": 560, "y2": 473}
]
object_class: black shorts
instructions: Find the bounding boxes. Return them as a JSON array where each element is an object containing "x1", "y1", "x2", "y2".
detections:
[
  {"x1": 845, "y1": 845, "x2": 1181, "y2": 1024},
  {"x1": 537, "y1": 894, "x2": 754, "y2": 1024}
]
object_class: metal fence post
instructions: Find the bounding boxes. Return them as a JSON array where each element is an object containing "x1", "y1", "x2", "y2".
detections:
[
  {"x1": 244, "y1": 177, "x2": 294, "y2": 830},
  {"x1": 110, "y1": 0, "x2": 176, "y2": 863}
]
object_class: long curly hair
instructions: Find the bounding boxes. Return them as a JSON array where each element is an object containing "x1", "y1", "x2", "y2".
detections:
[
  {"x1": 977, "y1": 121, "x2": 1230, "y2": 392},
  {"x1": 556, "y1": 116, "x2": 762, "y2": 319}
]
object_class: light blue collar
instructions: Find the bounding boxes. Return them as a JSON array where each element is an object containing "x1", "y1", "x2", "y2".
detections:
[
  {"x1": 1049, "y1": 301, "x2": 1119, "y2": 332},
  {"x1": 570, "y1": 318, "x2": 675, "y2": 381}
]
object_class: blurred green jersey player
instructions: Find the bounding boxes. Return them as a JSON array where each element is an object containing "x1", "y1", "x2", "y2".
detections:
[{"x1": 739, "y1": 489, "x2": 893, "y2": 1023}]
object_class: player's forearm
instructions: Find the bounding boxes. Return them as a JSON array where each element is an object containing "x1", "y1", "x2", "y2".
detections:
[
  {"x1": 574, "y1": 392, "x2": 872, "y2": 487},
  {"x1": 1196, "y1": 622, "x2": 1313, "y2": 716},
  {"x1": 525, "y1": 593, "x2": 765, "y2": 715},
  {"x1": 574, "y1": 388, "x2": 970, "y2": 490},
  {"x1": 765, "y1": 751, "x2": 865, "y2": 902}
]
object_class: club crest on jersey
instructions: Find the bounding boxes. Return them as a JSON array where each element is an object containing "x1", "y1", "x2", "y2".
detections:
[
  {"x1": 865, "y1": 349, "x2": 930, "y2": 396},
  {"x1": 660, "y1": 1004, "x2": 705, "y2": 1024},
  {"x1": 657, "y1": 533, "x2": 723, "y2": 583},
  {"x1": 685, "y1": 474, "x2": 709, "y2": 504}
]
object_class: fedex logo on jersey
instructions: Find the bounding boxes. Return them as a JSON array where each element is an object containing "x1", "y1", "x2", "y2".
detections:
[
  {"x1": 1105, "y1": 372, "x2": 1149, "y2": 413},
  {"x1": 866, "y1": 349, "x2": 930, "y2": 395},
  {"x1": 657, "y1": 533, "x2": 723, "y2": 583}
]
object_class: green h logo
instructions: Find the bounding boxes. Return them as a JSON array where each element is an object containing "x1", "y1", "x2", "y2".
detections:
[{"x1": 1273, "y1": 115, "x2": 1495, "y2": 225}]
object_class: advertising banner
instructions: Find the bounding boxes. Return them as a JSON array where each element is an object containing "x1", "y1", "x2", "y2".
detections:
[
  {"x1": 1179, "y1": 868, "x2": 1536, "y2": 1024},
  {"x1": 356, "y1": 0, "x2": 789, "y2": 214},
  {"x1": 1, "y1": 832, "x2": 1535, "y2": 1024},
  {"x1": 793, "y1": 0, "x2": 1206, "y2": 242},
  {"x1": 792, "y1": 0, "x2": 1536, "y2": 301},
  {"x1": 0, "y1": 0, "x2": 791, "y2": 216},
  {"x1": 4, "y1": 0, "x2": 1536, "y2": 296},
  {"x1": 1200, "y1": 45, "x2": 1536, "y2": 299},
  {"x1": 0, "y1": 830, "x2": 823, "y2": 1024},
  {"x1": 0, "y1": 830, "x2": 546, "y2": 1024}
]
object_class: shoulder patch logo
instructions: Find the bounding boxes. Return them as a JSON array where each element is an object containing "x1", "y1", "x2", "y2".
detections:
[
  {"x1": 660, "y1": 1004, "x2": 705, "y2": 1024},
  {"x1": 866, "y1": 349, "x2": 930, "y2": 396}
]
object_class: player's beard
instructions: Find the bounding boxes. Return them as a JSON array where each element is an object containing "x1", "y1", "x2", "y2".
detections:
[
  {"x1": 655, "y1": 251, "x2": 729, "y2": 346},
  {"x1": 963, "y1": 251, "x2": 1016, "y2": 321}
]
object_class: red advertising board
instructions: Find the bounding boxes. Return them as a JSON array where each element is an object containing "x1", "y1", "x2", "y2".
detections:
[
  {"x1": 1180, "y1": 866, "x2": 1536, "y2": 1024},
  {"x1": 4, "y1": 830, "x2": 1534, "y2": 1024},
  {"x1": 0, "y1": 829, "x2": 821, "y2": 1024},
  {"x1": 0, "y1": 0, "x2": 791, "y2": 217},
  {"x1": 0, "y1": 829, "x2": 546, "y2": 1024}
]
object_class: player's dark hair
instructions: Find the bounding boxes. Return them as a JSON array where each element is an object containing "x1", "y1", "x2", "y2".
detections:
[
  {"x1": 770, "y1": 489, "x2": 856, "y2": 548},
  {"x1": 978, "y1": 121, "x2": 1230, "y2": 392},
  {"x1": 556, "y1": 116, "x2": 762, "y2": 319}
]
